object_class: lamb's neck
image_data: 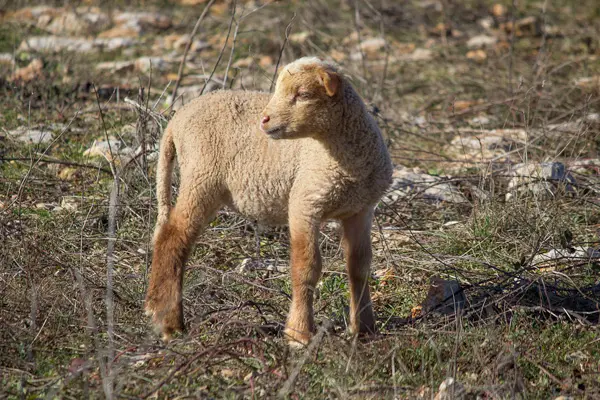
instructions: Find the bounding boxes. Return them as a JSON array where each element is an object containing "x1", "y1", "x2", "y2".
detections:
[{"x1": 319, "y1": 91, "x2": 383, "y2": 177}]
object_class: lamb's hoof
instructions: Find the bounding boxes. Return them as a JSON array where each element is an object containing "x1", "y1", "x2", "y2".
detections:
[
  {"x1": 145, "y1": 299, "x2": 184, "y2": 342},
  {"x1": 284, "y1": 327, "x2": 312, "y2": 349}
]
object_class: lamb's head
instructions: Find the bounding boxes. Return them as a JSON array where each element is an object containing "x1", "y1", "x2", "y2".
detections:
[{"x1": 260, "y1": 57, "x2": 343, "y2": 140}]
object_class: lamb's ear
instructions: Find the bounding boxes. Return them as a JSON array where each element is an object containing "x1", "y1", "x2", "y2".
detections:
[{"x1": 318, "y1": 68, "x2": 340, "y2": 97}]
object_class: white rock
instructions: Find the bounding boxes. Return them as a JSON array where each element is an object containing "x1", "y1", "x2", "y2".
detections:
[
  {"x1": 447, "y1": 129, "x2": 527, "y2": 161},
  {"x1": 60, "y1": 197, "x2": 78, "y2": 212},
  {"x1": 469, "y1": 115, "x2": 491, "y2": 126},
  {"x1": 289, "y1": 31, "x2": 312, "y2": 44},
  {"x1": 83, "y1": 136, "x2": 134, "y2": 164},
  {"x1": 113, "y1": 11, "x2": 171, "y2": 32},
  {"x1": 505, "y1": 162, "x2": 576, "y2": 201},
  {"x1": 134, "y1": 57, "x2": 168, "y2": 73},
  {"x1": 477, "y1": 17, "x2": 494, "y2": 31},
  {"x1": 7, "y1": 127, "x2": 53, "y2": 144},
  {"x1": 568, "y1": 159, "x2": 600, "y2": 175},
  {"x1": 397, "y1": 48, "x2": 433, "y2": 62},
  {"x1": 46, "y1": 11, "x2": 110, "y2": 35},
  {"x1": 533, "y1": 247, "x2": 600, "y2": 265},
  {"x1": 467, "y1": 35, "x2": 497, "y2": 49},
  {"x1": 359, "y1": 37, "x2": 386, "y2": 53},
  {"x1": 384, "y1": 165, "x2": 467, "y2": 204},
  {"x1": 237, "y1": 258, "x2": 284, "y2": 275},
  {"x1": 19, "y1": 36, "x2": 136, "y2": 53},
  {"x1": 97, "y1": 37, "x2": 138, "y2": 51},
  {"x1": 96, "y1": 60, "x2": 135, "y2": 74},
  {"x1": 20, "y1": 36, "x2": 94, "y2": 52}
]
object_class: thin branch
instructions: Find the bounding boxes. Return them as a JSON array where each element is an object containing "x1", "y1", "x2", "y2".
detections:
[
  {"x1": 201, "y1": 1, "x2": 237, "y2": 96},
  {"x1": 170, "y1": 0, "x2": 217, "y2": 105},
  {"x1": 278, "y1": 319, "x2": 331, "y2": 398},
  {"x1": 223, "y1": 0, "x2": 240, "y2": 89},
  {"x1": 270, "y1": 13, "x2": 296, "y2": 93},
  {"x1": 1, "y1": 157, "x2": 112, "y2": 174}
]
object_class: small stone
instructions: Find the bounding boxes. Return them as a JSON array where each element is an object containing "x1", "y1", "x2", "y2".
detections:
[
  {"x1": 501, "y1": 16, "x2": 540, "y2": 37},
  {"x1": 233, "y1": 57, "x2": 253, "y2": 68},
  {"x1": 422, "y1": 276, "x2": 466, "y2": 316},
  {"x1": 237, "y1": 258, "x2": 254, "y2": 275},
  {"x1": 568, "y1": 158, "x2": 600, "y2": 175},
  {"x1": 58, "y1": 167, "x2": 78, "y2": 181},
  {"x1": 491, "y1": 4, "x2": 506, "y2": 17},
  {"x1": 98, "y1": 26, "x2": 140, "y2": 38},
  {"x1": 469, "y1": 115, "x2": 491, "y2": 126},
  {"x1": 164, "y1": 34, "x2": 190, "y2": 50},
  {"x1": 220, "y1": 368, "x2": 235, "y2": 378},
  {"x1": 258, "y1": 55, "x2": 273, "y2": 68},
  {"x1": 575, "y1": 76, "x2": 600, "y2": 91},
  {"x1": 466, "y1": 49, "x2": 486, "y2": 62},
  {"x1": 289, "y1": 31, "x2": 311, "y2": 44},
  {"x1": 96, "y1": 60, "x2": 135, "y2": 74},
  {"x1": 60, "y1": 197, "x2": 78, "y2": 212},
  {"x1": 7, "y1": 6, "x2": 60, "y2": 22},
  {"x1": 111, "y1": 11, "x2": 171, "y2": 36},
  {"x1": 97, "y1": 38, "x2": 137, "y2": 51},
  {"x1": 134, "y1": 57, "x2": 168, "y2": 73},
  {"x1": 83, "y1": 136, "x2": 134, "y2": 164},
  {"x1": 329, "y1": 49, "x2": 347, "y2": 62},
  {"x1": 46, "y1": 11, "x2": 109, "y2": 35},
  {"x1": 466, "y1": 34, "x2": 497, "y2": 49},
  {"x1": 179, "y1": 0, "x2": 209, "y2": 5},
  {"x1": 406, "y1": 48, "x2": 433, "y2": 61},
  {"x1": 478, "y1": 17, "x2": 494, "y2": 31},
  {"x1": 435, "y1": 377, "x2": 466, "y2": 400},
  {"x1": 190, "y1": 40, "x2": 209, "y2": 53}
]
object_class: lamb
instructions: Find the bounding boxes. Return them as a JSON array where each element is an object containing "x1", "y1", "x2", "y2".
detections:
[{"x1": 145, "y1": 57, "x2": 393, "y2": 347}]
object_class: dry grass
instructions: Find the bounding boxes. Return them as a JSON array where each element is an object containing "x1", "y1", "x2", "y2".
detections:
[{"x1": 1, "y1": 0, "x2": 600, "y2": 398}]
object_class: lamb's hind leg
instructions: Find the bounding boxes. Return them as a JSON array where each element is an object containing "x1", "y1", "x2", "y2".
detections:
[
  {"x1": 145, "y1": 181, "x2": 220, "y2": 341},
  {"x1": 342, "y1": 207, "x2": 376, "y2": 335}
]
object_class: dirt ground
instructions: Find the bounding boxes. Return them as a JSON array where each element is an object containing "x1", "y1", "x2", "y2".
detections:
[{"x1": 1, "y1": 0, "x2": 600, "y2": 398}]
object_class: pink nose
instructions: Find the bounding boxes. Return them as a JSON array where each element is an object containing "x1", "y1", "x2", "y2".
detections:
[{"x1": 261, "y1": 115, "x2": 270, "y2": 124}]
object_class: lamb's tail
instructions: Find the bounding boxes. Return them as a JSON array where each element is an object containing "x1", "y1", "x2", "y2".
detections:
[{"x1": 156, "y1": 126, "x2": 176, "y2": 229}]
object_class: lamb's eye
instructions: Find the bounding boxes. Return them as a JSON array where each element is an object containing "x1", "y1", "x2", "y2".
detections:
[{"x1": 297, "y1": 91, "x2": 311, "y2": 100}]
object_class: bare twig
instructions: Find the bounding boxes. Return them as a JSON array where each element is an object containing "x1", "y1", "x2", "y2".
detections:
[
  {"x1": 201, "y1": 1, "x2": 237, "y2": 96},
  {"x1": 1, "y1": 157, "x2": 112, "y2": 174},
  {"x1": 507, "y1": 0, "x2": 517, "y2": 95},
  {"x1": 278, "y1": 319, "x2": 331, "y2": 398},
  {"x1": 170, "y1": 0, "x2": 217, "y2": 105},
  {"x1": 223, "y1": 0, "x2": 240, "y2": 89},
  {"x1": 270, "y1": 13, "x2": 296, "y2": 93}
]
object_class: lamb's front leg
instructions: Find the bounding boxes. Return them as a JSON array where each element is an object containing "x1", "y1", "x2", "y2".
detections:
[{"x1": 285, "y1": 215, "x2": 322, "y2": 347}]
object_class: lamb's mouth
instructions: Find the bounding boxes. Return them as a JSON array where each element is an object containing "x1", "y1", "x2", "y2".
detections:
[{"x1": 263, "y1": 126, "x2": 285, "y2": 138}]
